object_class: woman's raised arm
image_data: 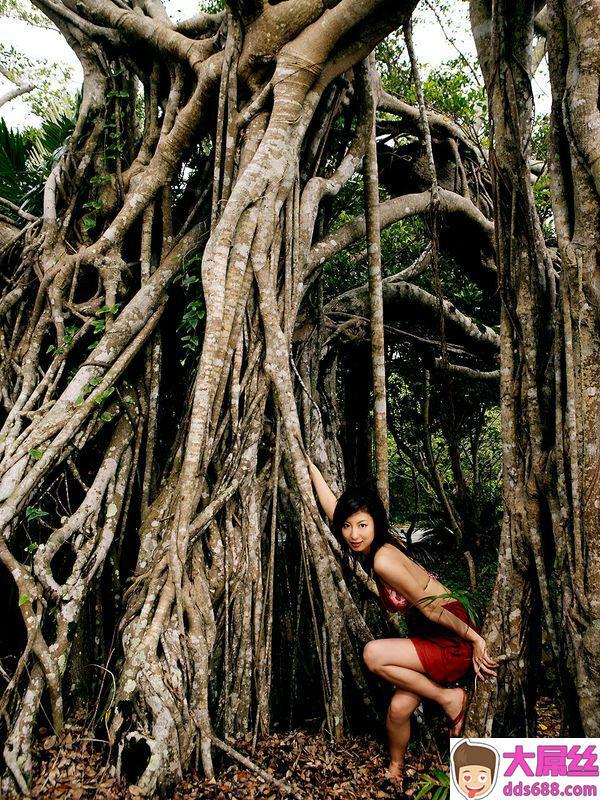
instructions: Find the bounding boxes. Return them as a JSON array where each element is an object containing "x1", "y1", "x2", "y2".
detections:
[{"x1": 308, "y1": 459, "x2": 338, "y2": 522}]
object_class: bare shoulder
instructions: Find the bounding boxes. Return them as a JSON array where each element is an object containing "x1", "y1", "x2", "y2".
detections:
[{"x1": 373, "y1": 543, "x2": 405, "y2": 573}]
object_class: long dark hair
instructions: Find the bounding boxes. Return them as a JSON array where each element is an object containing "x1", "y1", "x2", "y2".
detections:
[{"x1": 332, "y1": 487, "x2": 406, "y2": 575}]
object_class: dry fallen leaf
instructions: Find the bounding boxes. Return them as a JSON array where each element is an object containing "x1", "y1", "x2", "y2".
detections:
[{"x1": 26, "y1": 698, "x2": 561, "y2": 800}]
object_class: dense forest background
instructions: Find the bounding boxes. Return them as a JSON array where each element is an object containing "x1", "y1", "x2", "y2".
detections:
[{"x1": 0, "y1": 0, "x2": 598, "y2": 797}]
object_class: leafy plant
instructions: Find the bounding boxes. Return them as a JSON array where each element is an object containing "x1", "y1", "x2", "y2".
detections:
[
  {"x1": 0, "y1": 99, "x2": 78, "y2": 219},
  {"x1": 175, "y1": 254, "x2": 205, "y2": 364},
  {"x1": 46, "y1": 324, "x2": 78, "y2": 357},
  {"x1": 415, "y1": 767, "x2": 450, "y2": 800},
  {"x1": 74, "y1": 382, "x2": 94, "y2": 406},
  {"x1": 0, "y1": 37, "x2": 74, "y2": 119},
  {"x1": 416, "y1": 589, "x2": 479, "y2": 626},
  {"x1": 93, "y1": 387, "x2": 115, "y2": 405},
  {"x1": 25, "y1": 506, "x2": 49, "y2": 522},
  {"x1": 87, "y1": 303, "x2": 121, "y2": 348}
]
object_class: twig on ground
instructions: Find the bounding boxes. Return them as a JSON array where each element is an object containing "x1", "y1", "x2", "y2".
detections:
[{"x1": 210, "y1": 732, "x2": 307, "y2": 799}]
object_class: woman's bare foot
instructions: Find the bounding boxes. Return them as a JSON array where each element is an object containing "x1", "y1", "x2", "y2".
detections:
[
  {"x1": 441, "y1": 687, "x2": 468, "y2": 736},
  {"x1": 384, "y1": 761, "x2": 404, "y2": 781}
]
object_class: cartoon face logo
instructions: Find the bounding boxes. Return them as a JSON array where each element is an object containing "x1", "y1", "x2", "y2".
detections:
[{"x1": 451, "y1": 740, "x2": 499, "y2": 799}]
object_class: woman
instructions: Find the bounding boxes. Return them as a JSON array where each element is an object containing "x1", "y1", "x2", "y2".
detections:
[{"x1": 308, "y1": 459, "x2": 499, "y2": 782}]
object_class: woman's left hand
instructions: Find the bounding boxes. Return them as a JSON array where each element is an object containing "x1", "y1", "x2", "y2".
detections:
[{"x1": 472, "y1": 634, "x2": 499, "y2": 680}]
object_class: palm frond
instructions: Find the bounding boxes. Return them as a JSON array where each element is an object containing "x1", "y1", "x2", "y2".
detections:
[
  {"x1": 0, "y1": 94, "x2": 77, "y2": 220},
  {"x1": 0, "y1": 119, "x2": 33, "y2": 208}
]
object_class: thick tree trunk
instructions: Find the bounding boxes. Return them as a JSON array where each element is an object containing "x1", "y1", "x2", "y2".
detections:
[
  {"x1": 467, "y1": 0, "x2": 600, "y2": 736},
  {"x1": 547, "y1": 0, "x2": 600, "y2": 734},
  {"x1": 0, "y1": 2, "x2": 418, "y2": 794},
  {"x1": 466, "y1": 0, "x2": 558, "y2": 736}
]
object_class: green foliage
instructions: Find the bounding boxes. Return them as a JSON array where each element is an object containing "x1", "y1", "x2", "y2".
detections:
[
  {"x1": 25, "y1": 506, "x2": 48, "y2": 522},
  {"x1": 422, "y1": 61, "x2": 486, "y2": 130},
  {"x1": 417, "y1": 589, "x2": 480, "y2": 626},
  {"x1": 93, "y1": 387, "x2": 115, "y2": 406},
  {"x1": 533, "y1": 174, "x2": 554, "y2": 241},
  {"x1": 74, "y1": 382, "x2": 93, "y2": 407},
  {"x1": 0, "y1": 101, "x2": 77, "y2": 217},
  {"x1": 532, "y1": 114, "x2": 549, "y2": 162},
  {"x1": 73, "y1": 372, "x2": 117, "y2": 418},
  {"x1": 0, "y1": 39, "x2": 74, "y2": 119},
  {"x1": 387, "y1": 368, "x2": 502, "y2": 546},
  {"x1": 415, "y1": 768, "x2": 450, "y2": 800},
  {"x1": 97, "y1": 304, "x2": 121, "y2": 316},
  {"x1": 101, "y1": 72, "x2": 130, "y2": 170},
  {"x1": 0, "y1": 0, "x2": 47, "y2": 25},
  {"x1": 530, "y1": 115, "x2": 555, "y2": 241},
  {"x1": 322, "y1": 174, "x2": 428, "y2": 297},
  {"x1": 320, "y1": 43, "x2": 502, "y2": 596},
  {"x1": 175, "y1": 254, "x2": 205, "y2": 364},
  {"x1": 90, "y1": 175, "x2": 111, "y2": 186},
  {"x1": 46, "y1": 324, "x2": 77, "y2": 356},
  {"x1": 377, "y1": 35, "x2": 487, "y2": 134},
  {"x1": 82, "y1": 199, "x2": 103, "y2": 211},
  {"x1": 82, "y1": 215, "x2": 97, "y2": 232},
  {"x1": 83, "y1": 303, "x2": 121, "y2": 351},
  {"x1": 0, "y1": 118, "x2": 30, "y2": 208}
]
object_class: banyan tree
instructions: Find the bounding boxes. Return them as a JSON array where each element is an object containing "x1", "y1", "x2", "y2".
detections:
[{"x1": 0, "y1": 0, "x2": 598, "y2": 794}]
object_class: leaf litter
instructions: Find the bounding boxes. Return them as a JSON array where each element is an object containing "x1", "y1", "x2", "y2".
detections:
[{"x1": 25, "y1": 696, "x2": 560, "y2": 799}]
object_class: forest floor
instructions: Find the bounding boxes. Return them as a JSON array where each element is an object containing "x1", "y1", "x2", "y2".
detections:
[{"x1": 24, "y1": 696, "x2": 561, "y2": 799}]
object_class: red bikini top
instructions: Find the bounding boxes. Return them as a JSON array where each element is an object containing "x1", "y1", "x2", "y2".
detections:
[{"x1": 375, "y1": 569, "x2": 439, "y2": 615}]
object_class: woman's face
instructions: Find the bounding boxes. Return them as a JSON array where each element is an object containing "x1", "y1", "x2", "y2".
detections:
[{"x1": 341, "y1": 508, "x2": 376, "y2": 555}]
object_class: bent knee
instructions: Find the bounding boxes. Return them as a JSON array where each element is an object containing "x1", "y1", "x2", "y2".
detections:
[
  {"x1": 389, "y1": 692, "x2": 417, "y2": 722},
  {"x1": 363, "y1": 640, "x2": 382, "y2": 672}
]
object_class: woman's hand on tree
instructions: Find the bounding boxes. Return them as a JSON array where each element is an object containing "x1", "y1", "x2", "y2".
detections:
[{"x1": 472, "y1": 634, "x2": 499, "y2": 680}]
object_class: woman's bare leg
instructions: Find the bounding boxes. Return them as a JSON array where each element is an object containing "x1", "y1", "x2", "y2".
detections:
[
  {"x1": 363, "y1": 639, "x2": 465, "y2": 726},
  {"x1": 385, "y1": 689, "x2": 420, "y2": 780}
]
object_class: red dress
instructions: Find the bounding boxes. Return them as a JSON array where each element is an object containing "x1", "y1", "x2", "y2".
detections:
[{"x1": 376, "y1": 573, "x2": 479, "y2": 684}]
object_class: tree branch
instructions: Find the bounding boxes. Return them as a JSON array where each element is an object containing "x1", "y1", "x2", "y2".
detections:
[
  {"x1": 325, "y1": 274, "x2": 500, "y2": 350},
  {"x1": 0, "y1": 63, "x2": 34, "y2": 110},
  {"x1": 307, "y1": 187, "x2": 494, "y2": 274}
]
